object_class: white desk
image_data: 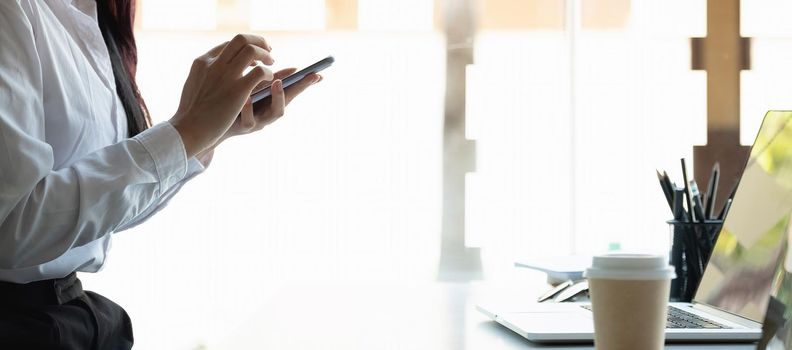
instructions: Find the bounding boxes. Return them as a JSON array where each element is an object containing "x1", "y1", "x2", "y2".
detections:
[{"x1": 213, "y1": 282, "x2": 757, "y2": 349}]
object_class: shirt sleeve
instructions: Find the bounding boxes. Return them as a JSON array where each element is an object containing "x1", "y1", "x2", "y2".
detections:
[
  {"x1": 115, "y1": 158, "x2": 207, "y2": 232},
  {"x1": 0, "y1": 3, "x2": 190, "y2": 269}
]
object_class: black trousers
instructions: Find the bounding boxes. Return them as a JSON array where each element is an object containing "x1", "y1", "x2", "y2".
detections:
[{"x1": 0, "y1": 273, "x2": 133, "y2": 350}]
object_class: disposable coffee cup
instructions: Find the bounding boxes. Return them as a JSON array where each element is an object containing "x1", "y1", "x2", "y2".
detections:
[{"x1": 584, "y1": 254, "x2": 676, "y2": 350}]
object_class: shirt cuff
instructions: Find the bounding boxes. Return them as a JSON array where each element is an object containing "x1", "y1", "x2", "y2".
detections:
[{"x1": 133, "y1": 121, "x2": 188, "y2": 192}]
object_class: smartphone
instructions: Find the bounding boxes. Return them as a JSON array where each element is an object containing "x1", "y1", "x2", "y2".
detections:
[{"x1": 250, "y1": 55, "x2": 334, "y2": 104}]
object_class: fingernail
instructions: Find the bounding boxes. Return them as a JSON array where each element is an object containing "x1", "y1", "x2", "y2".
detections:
[{"x1": 276, "y1": 80, "x2": 283, "y2": 91}]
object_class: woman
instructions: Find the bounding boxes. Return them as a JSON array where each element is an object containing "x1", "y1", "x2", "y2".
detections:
[{"x1": 0, "y1": 0, "x2": 321, "y2": 348}]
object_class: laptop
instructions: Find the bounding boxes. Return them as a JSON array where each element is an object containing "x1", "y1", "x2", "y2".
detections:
[{"x1": 478, "y1": 110, "x2": 792, "y2": 343}]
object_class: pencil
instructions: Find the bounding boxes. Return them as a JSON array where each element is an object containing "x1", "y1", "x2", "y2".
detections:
[{"x1": 681, "y1": 159, "x2": 695, "y2": 223}]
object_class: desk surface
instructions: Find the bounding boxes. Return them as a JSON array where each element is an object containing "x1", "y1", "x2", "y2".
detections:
[{"x1": 212, "y1": 280, "x2": 757, "y2": 349}]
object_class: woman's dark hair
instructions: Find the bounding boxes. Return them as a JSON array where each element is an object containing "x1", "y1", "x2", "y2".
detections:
[{"x1": 96, "y1": 0, "x2": 151, "y2": 137}]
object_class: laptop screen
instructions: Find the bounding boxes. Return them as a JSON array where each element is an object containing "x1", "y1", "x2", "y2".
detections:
[{"x1": 694, "y1": 111, "x2": 792, "y2": 322}]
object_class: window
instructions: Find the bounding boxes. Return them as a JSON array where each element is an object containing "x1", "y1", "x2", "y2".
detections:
[
  {"x1": 141, "y1": 0, "x2": 217, "y2": 30},
  {"x1": 87, "y1": 0, "x2": 719, "y2": 347},
  {"x1": 250, "y1": 0, "x2": 326, "y2": 31},
  {"x1": 466, "y1": 0, "x2": 706, "y2": 281},
  {"x1": 741, "y1": 0, "x2": 792, "y2": 144},
  {"x1": 357, "y1": 0, "x2": 434, "y2": 31},
  {"x1": 85, "y1": 1, "x2": 442, "y2": 348}
]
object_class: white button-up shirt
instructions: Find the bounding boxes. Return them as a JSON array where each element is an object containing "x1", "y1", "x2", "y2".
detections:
[{"x1": 0, "y1": 0, "x2": 205, "y2": 283}]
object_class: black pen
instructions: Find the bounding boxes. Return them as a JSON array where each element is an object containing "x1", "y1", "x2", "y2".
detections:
[
  {"x1": 662, "y1": 171, "x2": 676, "y2": 206},
  {"x1": 704, "y1": 163, "x2": 720, "y2": 220},
  {"x1": 657, "y1": 170, "x2": 674, "y2": 213},
  {"x1": 681, "y1": 159, "x2": 695, "y2": 223}
]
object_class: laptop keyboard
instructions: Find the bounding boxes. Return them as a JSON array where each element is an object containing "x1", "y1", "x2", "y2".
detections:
[{"x1": 581, "y1": 305, "x2": 728, "y2": 329}]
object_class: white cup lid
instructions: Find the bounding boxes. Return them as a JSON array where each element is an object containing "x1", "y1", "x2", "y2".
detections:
[{"x1": 583, "y1": 254, "x2": 676, "y2": 280}]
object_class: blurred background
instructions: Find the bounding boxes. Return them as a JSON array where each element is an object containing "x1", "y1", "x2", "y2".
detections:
[{"x1": 78, "y1": 0, "x2": 792, "y2": 348}]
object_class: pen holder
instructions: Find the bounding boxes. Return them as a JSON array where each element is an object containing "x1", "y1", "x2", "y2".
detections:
[{"x1": 667, "y1": 220, "x2": 723, "y2": 302}]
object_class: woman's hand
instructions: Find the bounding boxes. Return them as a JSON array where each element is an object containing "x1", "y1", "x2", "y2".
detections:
[
  {"x1": 169, "y1": 34, "x2": 277, "y2": 158},
  {"x1": 183, "y1": 67, "x2": 321, "y2": 169},
  {"x1": 219, "y1": 67, "x2": 322, "y2": 143}
]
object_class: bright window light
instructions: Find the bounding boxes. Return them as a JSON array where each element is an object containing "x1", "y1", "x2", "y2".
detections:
[
  {"x1": 141, "y1": 0, "x2": 217, "y2": 30},
  {"x1": 358, "y1": 0, "x2": 434, "y2": 31},
  {"x1": 468, "y1": 29, "x2": 705, "y2": 270},
  {"x1": 631, "y1": 0, "x2": 705, "y2": 37},
  {"x1": 742, "y1": 39, "x2": 792, "y2": 144},
  {"x1": 89, "y1": 31, "x2": 444, "y2": 349},
  {"x1": 250, "y1": 0, "x2": 326, "y2": 31},
  {"x1": 467, "y1": 33, "x2": 574, "y2": 272},
  {"x1": 742, "y1": 0, "x2": 792, "y2": 37}
]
